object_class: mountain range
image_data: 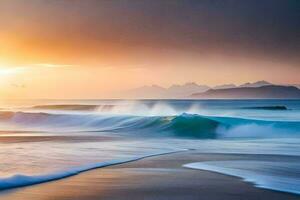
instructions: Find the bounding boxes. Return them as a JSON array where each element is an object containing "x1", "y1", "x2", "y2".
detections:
[
  {"x1": 126, "y1": 82, "x2": 210, "y2": 98},
  {"x1": 191, "y1": 85, "x2": 300, "y2": 99},
  {"x1": 125, "y1": 81, "x2": 300, "y2": 99}
]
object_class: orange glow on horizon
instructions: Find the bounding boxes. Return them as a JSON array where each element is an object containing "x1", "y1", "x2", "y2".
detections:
[{"x1": 0, "y1": 1, "x2": 299, "y2": 99}]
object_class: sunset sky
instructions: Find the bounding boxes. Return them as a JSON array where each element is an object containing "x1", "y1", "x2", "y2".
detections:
[{"x1": 0, "y1": 0, "x2": 299, "y2": 99}]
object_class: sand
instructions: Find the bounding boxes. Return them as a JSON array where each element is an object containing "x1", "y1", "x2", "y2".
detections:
[{"x1": 0, "y1": 151, "x2": 298, "y2": 200}]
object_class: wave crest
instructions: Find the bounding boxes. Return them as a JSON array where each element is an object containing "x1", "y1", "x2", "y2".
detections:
[{"x1": 0, "y1": 111, "x2": 299, "y2": 139}]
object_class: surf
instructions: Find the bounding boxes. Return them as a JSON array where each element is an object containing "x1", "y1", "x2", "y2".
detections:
[
  {"x1": 0, "y1": 100, "x2": 300, "y2": 196},
  {"x1": 184, "y1": 160, "x2": 300, "y2": 195},
  {"x1": 0, "y1": 150, "x2": 183, "y2": 191},
  {"x1": 0, "y1": 110, "x2": 299, "y2": 139}
]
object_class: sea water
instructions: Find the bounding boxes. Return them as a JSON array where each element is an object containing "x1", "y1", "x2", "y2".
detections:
[{"x1": 0, "y1": 99, "x2": 299, "y2": 194}]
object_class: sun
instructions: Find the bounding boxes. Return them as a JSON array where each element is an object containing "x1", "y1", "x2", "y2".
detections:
[
  {"x1": 0, "y1": 66, "x2": 24, "y2": 76},
  {"x1": 0, "y1": 65, "x2": 25, "y2": 86}
]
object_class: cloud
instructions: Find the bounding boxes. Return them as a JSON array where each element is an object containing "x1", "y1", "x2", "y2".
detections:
[
  {"x1": 0, "y1": 63, "x2": 76, "y2": 75},
  {"x1": 11, "y1": 83, "x2": 26, "y2": 89},
  {"x1": 32, "y1": 63, "x2": 76, "y2": 68}
]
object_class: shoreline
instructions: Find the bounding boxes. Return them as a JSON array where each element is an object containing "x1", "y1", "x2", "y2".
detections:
[
  {"x1": 0, "y1": 149, "x2": 183, "y2": 191},
  {"x1": 0, "y1": 151, "x2": 299, "y2": 200}
]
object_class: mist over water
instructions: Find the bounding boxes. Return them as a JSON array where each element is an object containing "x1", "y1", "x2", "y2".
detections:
[
  {"x1": 0, "y1": 99, "x2": 299, "y2": 194},
  {"x1": 1, "y1": 100, "x2": 300, "y2": 137}
]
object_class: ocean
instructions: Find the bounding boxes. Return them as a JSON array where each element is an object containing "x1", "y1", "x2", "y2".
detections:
[{"x1": 0, "y1": 99, "x2": 299, "y2": 194}]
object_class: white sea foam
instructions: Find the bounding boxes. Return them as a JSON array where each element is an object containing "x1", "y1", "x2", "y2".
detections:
[
  {"x1": 184, "y1": 160, "x2": 300, "y2": 195},
  {"x1": 0, "y1": 150, "x2": 182, "y2": 191}
]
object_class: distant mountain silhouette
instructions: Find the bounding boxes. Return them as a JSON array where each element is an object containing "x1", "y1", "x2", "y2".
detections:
[
  {"x1": 126, "y1": 85, "x2": 167, "y2": 98},
  {"x1": 290, "y1": 84, "x2": 300, "y2": 89},
  {"x1": 213, "y1": 84, "x2": 237, "y2": 89},
  {"x1": 239, "y1": 81, "x2": 272, "y2": 88},
  {"x1": 190, "y1": 85, "x2": 300, "y2": 99},
  {"x1": 125, "y1": 81, "x2": 300, "y2": 99},
  {"x1": 126, "y1": 82, "x2": 210, "y2": 98},
  {"x1": 167, "y1": 82, "x2": 210, "y2": 97},
  {"x1": 213, "y1": 81, "x2": 272, "y2": 90}
]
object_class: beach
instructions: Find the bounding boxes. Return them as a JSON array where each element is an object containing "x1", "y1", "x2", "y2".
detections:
[
  {"x1": 2, "y1": 0, "x2": 300, "y2": 198},
  {"x1": 0, "y1": 151, "x2": 298, "y2": 200}
]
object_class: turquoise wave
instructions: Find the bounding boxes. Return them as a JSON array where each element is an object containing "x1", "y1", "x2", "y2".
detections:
[{"x1": 0, "y1": 111, "x2": 299, "y2": 139}]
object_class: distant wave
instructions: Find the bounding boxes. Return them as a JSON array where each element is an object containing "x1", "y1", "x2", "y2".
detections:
[
  {"x1": 241, "y1": 106, "x2": 288, "y2": 110},
  {"x1": 0, "y1": 111, "x2": 299, "y2": 139},
  {"x1": 0, "y1": 150, "x2": 182, "y2": 191},
  {"x1": 30, "y1": 104, "x2": 115, "y2": 111}
]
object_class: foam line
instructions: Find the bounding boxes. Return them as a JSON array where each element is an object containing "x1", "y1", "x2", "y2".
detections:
[
  {"x1": 0, "y1": 150, "x2": 184, "y2": 191},
  {"x1": 184, "y1": 161, "x2": 300, "y2": 195}
]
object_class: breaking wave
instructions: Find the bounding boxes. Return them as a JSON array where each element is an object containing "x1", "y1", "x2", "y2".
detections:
[{"x1": 0, "y1": 110, "x2": 299, "y2": 139}]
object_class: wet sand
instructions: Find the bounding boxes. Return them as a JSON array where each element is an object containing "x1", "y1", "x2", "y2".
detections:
[{"x1": 0, "y1": 151, "x2": 299, "y2": 200}]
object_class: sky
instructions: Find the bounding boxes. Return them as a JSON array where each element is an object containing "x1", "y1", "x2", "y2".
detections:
[{"x1": 0, "y1": 0, "x2": 299, "y2": 99}]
